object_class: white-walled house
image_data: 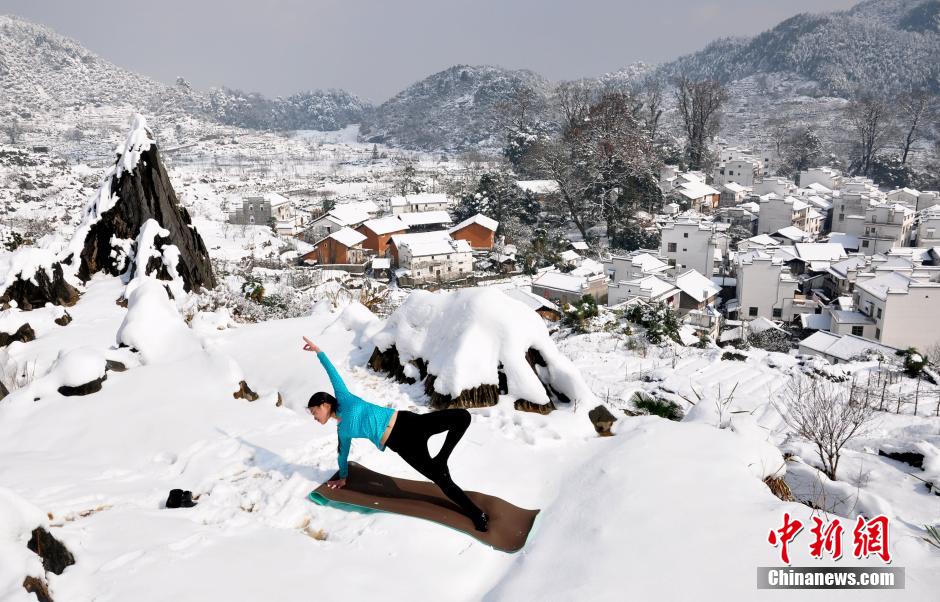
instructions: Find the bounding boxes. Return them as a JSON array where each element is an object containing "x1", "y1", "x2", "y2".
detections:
[
  {"x1": 607, "y1": 274, "x2": 680, "y2": 307},
  {"x1": 757, "y1": 195, "x2": 820, "y2": 236},
  {"x1": 753, "y1": 177, "x2": 795, "y2": 197},
  {"x1": 852, "y1": 270, "x2": 940, "y2": 349},
  {"x1": 388, "y1": 193, "x2": 452, "y2": 215},
  {"x1": 859, "y1": 204, "x2": 914, "y2": 255},
  {"x1": 393, "y1": 234, "x2": 473, "y2": 286},
  {"x1": 659, "y1": 219, "x2": 729, "y2": 276},
  {"x1": 799, "y1": 167, "x2": 842, "y2": 190},
  {"x1": 735, "y1": 251, "x2": 798, "y2": 321},
  {"x1": 915, "y1": 206, "x2": 940, "y2": 247},
  {"x1": 608, "y1": 251, "x2": 671, "y2": 282},
  {"x1": 713, "y1": 158, "x2": 762, "y2": 188}
]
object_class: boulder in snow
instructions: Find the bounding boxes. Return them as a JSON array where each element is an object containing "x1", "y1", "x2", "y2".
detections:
[
  {"x1": 368, "y1": 288, "x2": 595, "y2": 411},
  {"x1": 0, "y1": 323, "x2": 35, "y2": 347}
]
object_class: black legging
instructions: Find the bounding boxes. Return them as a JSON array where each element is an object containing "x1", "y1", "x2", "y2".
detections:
[{"x1": 384, "y1": 408, "x2": 484, "y2": 522}]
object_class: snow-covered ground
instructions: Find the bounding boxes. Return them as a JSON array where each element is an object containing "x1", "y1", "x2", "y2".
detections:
[{"x1": 0, "y1": 274, "x2": 938, "y2": 601}]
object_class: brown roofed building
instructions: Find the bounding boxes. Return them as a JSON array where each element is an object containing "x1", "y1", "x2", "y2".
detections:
[
  {"x1": 301, "y1": 227, "x2": 367, "y2": 266},
  {"x1": 449, "y1": 213, "x2": 498, "y2": 250},
  {"x1": 356, "y1": 216, "x2": 409, "y2": 255}
]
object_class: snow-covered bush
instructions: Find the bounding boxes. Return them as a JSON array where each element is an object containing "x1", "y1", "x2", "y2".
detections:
[
  {"x1": 626, "y1": 301, "x2": 680, "y2": 344},
  {"x1": 562, "y1": 294, "x2": 599, "y2": 333}
]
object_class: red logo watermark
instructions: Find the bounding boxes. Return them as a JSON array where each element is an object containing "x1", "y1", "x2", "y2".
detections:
[{"x1": 768, "y1": 513, "x2": 891, "y2": 565}]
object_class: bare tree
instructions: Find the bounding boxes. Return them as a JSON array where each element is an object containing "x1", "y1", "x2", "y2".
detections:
[
  {"x1": 636, "y1": 76, "x2": 665, "y2": 144},
  {"x1": 897, "y1": 86, "x2": 934, "y2": 165},
  {"x1": 554, "y1": 81, "x2": 595, "y2": 132},
  {"x1": 774, "y1": 375, "x2": 877, "y2": 481},
  {"x1": 673, "y1": 76, "x2": 728, "y2": 171},
  {"x1": 2, "y1": 116, "x2": 21, "y2": 144},
  {"x1": 845, "y1": 94, "x2": 894, "y2": 176}
]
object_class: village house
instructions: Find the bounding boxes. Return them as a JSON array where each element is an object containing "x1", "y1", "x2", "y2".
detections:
[
  {"x1": 672, "y1": 179, "x2": 721, "y2": 213},
  {"x1": 799, "y1": 167, "x2": 843, "y2": 190},
  {"x1": 388, "y1": 193, "x2": 452, "y2": 215},
  {"x1": 300, "y1": 227, "x2": 367, "y2": 268},
  {"x1": 607, "y1": 274, "x2": 680, "y2": 307},
  {"x1": 859, "y1": 203, "x2": 914, "y2": 255},
  {"x1": 659, "y1": 219, "x2": 730, "y2": 276},
  {"x1": 392, "y1": 233, "x2": 474, "y2": 286},
  {"x1": 915, "y1": 205, "x2": 940, "y2": 247},
  {"x1": 850, "y1": 270, "x2": 940, "y2": 350},
  {"x1": 395, "y1": 210, "x2": 453, "y2": 232},
  {"x1": 356, "y1": 216, "x2": 409, "y2": 255},
  {"x1": 229, "y1": 192, "x2": 296, "y2": 227},
  {"x1": 531, "y1": 269, "x2": 609, "y2": 306},
  {"x1": 798, "y1": 331, "x2": 897, "y2": 365},
  {"x1": 718, "y1": 182, "x2": 749, "y2": 207},
  {"x1": 753, "y1": 177, "x2": 796, "y2": 197},
  {"x1": 674, "y1": 269, "x2": 721, "y2": 313},
  {"x1": 715, "y1": 206, "x2": 758, "y2": 237},
  {"x1": 757, "y1": 195, "x2": 821, "y2": 236},
  {"x1": 301, "y1": 202, "x2": 374, "y2": 243},
  {"x1": 448, "y1": 213, "x2": 498, "y2": 250},
  {"x1": 734, "y1": 251, "x2": 798, "y2": 321},
  {"x1": 712, "y1": 157, "x2": 762, "y2": 188},
  {"x1": 607, "y1": 250, "x2": 671, "y2": 283}
]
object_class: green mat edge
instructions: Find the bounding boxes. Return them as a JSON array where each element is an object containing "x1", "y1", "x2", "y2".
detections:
[{"x1": 306, "y1": 490, "x2": 540, "y2": 553}]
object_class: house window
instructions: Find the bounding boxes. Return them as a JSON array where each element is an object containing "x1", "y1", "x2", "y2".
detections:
[
  {"x1": 772, "y1": 308, "x2": 781, "y2": 318},
  {"x1": 839, "y1": 215, "x2": 845, "y2": 222},
  {"x1": 862, "y1": 240, "x2": 869, "y2": 248},
  {"x1": 667, "y1": 243, "x2": 677, "y2": 252},
  {"x1": 875, "y1": 328, "x2": 881, "y2": 339},
  {"x1": 876, "y1": 308, "x2": 882, "y2": 319},
  {"x1": 851, "y1": 326, "x2": 864, "y2": 336},
  {"x1": 749, "y1": 307, "x2": 758, "y2": 317},
  {"x1": 683, "y1": 233, "x2": 688, "y2": 238}
]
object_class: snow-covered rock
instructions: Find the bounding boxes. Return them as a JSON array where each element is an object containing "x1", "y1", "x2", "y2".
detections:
[{"x1": 370, "y1": 288, "x2": 595, "y2": 407}]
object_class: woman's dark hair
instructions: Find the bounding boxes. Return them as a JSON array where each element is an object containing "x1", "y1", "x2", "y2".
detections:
[{"x1": 308, "y1": 391, "x2": 338, "y2": 414}]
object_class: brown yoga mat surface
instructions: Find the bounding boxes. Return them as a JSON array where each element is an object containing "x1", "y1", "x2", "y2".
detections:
[{"x1": 308, "y1": 461, "x2": 540, "y2": 553}]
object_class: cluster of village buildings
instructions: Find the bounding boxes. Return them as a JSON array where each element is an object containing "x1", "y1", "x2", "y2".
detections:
[{"x1": 229, "y1": 151, "x2": 940, "y2": 360}]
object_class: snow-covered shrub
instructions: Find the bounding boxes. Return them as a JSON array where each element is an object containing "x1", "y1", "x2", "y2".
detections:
[
  {"x1": 631, "y1": 391, "x2": 683, "y2": 420},
  {"x1": 562, "y1": 294, "x2": 599, "y2": 333},
  {"x1": 747, "y1": 328, "x2": 791, "y2": 353},
  {"x1": 626, "y1": 301, "x2": 680, "y2": 344}
]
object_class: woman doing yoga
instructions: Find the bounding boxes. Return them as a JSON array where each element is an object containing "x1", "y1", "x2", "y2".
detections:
[{"x1": 302, "y1": 336, "x2": 489, "y2": 532}]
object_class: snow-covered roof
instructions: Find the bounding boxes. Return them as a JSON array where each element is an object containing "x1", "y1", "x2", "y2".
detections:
[
  {"x1": 827, "y1": 255, "x2": 868, "y2": 278},
  {"x1": 328, "y1": 204, "x2": 372, "y2": 226},
  {"x1": 327, "y1": 227, "x2": 367, "y2": 248},
  {"x1": 799, "y1": 331, "x2": 897, "y2": 362},
  {"x1": 789, "y1": 197, "x2": 810, "y2": 211},
  {"x1": 390, "y1": 193, "x2": 450, "y2": 207},
  {"x1": 826, "y1": 233, "x2": 859, "y2": 250},
  {"x1": 807, "y1": 182, "x2": 833, "y2": 194},
  {"x1": 749, "y1": 316, "x2": 784, "y2": 334},
  {"x1": 677, "y1": 181, "x2": 720, "y2": 200},
  {"x1": 830, "y1": 310, "x2": 876, "y2": 325},
  {"x1": 390, "y1": 230, "x2": 452, "y2": 250},
  {"x1": 264, "y1": 192, "x2": 290, "y2": 207},
  {"x1": 360, "y1": 216, "x2": 407, "y2": 235},
  {"x1": 856, "y1": 271, "x2": 917, "y2": 300},
  {"x1": 570, "y1": 241, "x2": 589, "y2": 251},
  {"x1": 623, "y1": 275, "x2": 679, "y2": 299},
  {"x1": 800, "y1": 313, "x2": 831, "y2": 331},
  {"x1": 532, "y1": 271, "x2": 589, "y2": 293},
  {"x1": 570, "y1": 258, "x2": 606, "y2": 278},
  {"x1": 502, "y1": 287, "x2": 559, "y2": 312},
  {"x1": 794, "y1": 243, "x2": 846, "y2": 262},
  {"x1": 630, "y1": 252, "x2": 669, "y2": 272},
  {"x1": 516, "y1": 180, "x2": 560, "y2": 194},
  {"x1": 722, "y1": 182, "x2": 747, "y2": 193},
  {"x1": 774, "y1": 226, "x2": 809, "y2": 242},
  {"x1": 674, "y1": 269, "x2": 720, "y2": 302},
  {"x1": 371, "y1": 257, "x2": 391, "y2": 269},
  {"x1": 560, "y1": 250, "x2": 581, "y2": 262},
  {"x1": 396, "y1": 210, "x2": 453, "y2": 227},
  {"x1": 449, "y1": 213, "x2": 498, "y2": 233},
  {"x1": 745, "y1": 234, "x2": 779, "y2": 247}
]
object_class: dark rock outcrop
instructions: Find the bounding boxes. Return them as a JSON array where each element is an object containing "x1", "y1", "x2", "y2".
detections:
[
  {"x1": 27, "y1": 527, "x2": 74, "y2": 575},
  {"x1": 75, "y1": 116, "x2": 216, "y2": 292},
  {"x1": 514, "y1": 399, "x2": 555, "y2": 414},
  {"x1": 0, "y1": 263, "x2": 79, "y2": 310},
  {"x1": 878, "y1": 448, "x2": 925, "y2": 469},
  {"x1": 22, "y1": 576, "x2": 52, "y2": 602},
  {"x1": 58, "y1": 374, "x2": 105, "y2": 397},
  {"x1": 105, "y1": 360, "x2": 127, "y2": 372},
  {"x1": 233, "y1": 380, "x2": 259, "y2": 401},
  {"x1": 0, "y1": 322, "x2": 35, "y2": 347},
  {"x1": 588, "y1": 405, "x2": 617, "y2": 436},
  {"x1": 54, "y1": 311, "x2": 72, "y2": 326}
]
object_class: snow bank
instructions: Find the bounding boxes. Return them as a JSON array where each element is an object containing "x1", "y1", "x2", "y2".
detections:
[
  {"x1": 369, "y1": 288, "x2": 596, "y2": 405},
  {"x1": 0, "y1": 247, "x2": 60, "y2": 292},
  {"x1": 0, "y1": 488, "x2": 46, "y2": 602},
  {"x1": 116, "y1": 278, "x2": 202, "y2": 364}
]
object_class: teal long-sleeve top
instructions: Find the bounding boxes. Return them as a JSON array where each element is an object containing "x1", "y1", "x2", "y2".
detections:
[{"x1": 317, "y1": 351, "x2": 395, "y2": 479}]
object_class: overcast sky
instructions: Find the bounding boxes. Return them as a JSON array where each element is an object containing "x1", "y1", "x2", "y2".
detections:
[{"x1": 2, "y1": 0, "x2": 858, "y2": 103}]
